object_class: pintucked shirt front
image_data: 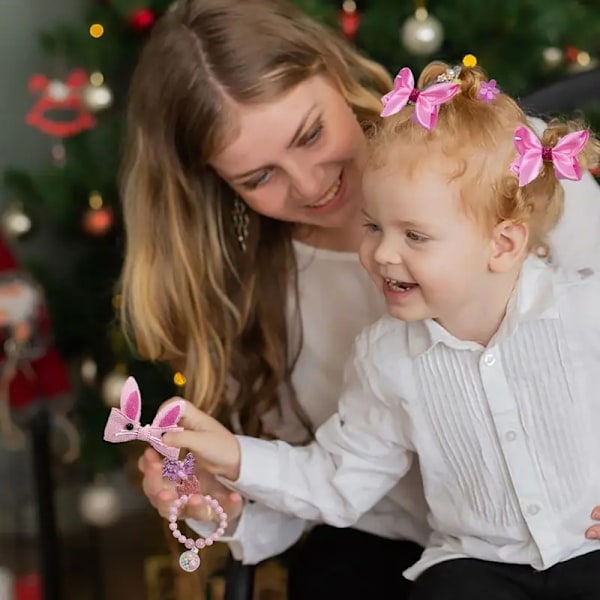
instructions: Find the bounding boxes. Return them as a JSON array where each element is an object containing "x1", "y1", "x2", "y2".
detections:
[{"x1": 232, "y1": 257, "x2": 600, "y2": 578}]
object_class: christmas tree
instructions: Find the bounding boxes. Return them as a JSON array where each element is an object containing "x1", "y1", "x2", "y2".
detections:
[{"x1": 2, "y1": 0, "x2": 599, "y2": 476}]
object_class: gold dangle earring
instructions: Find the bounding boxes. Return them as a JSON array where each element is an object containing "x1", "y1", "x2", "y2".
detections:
[{"x1": 232, "y1": 196, "x2": 249, "y2": 253}]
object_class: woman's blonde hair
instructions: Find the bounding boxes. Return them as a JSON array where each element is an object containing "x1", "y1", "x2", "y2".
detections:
[
  {"x1": 120, "y1": 0, "x2": 392, "y2": 436},
  {"x1": 368, "y1": 61, "x2": 600, "y2": 253}
]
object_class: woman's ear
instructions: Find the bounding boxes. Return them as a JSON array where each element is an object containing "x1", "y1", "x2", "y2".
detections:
[{"x1": 488, "y1": 220, "x2": 529, "y2": 273}]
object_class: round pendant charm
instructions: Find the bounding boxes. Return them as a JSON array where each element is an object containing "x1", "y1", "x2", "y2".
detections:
[{"x1": 179, "y1": 550, "x2": 201, "y2": 572}]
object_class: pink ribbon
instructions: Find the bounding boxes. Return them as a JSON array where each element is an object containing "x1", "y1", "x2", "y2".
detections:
[
  {"x1": 380, "y1": 67, "x2": 460, "y2": 131},
  {"x1": 510, "y1": 125, "x2": 589, "y2": 187}
]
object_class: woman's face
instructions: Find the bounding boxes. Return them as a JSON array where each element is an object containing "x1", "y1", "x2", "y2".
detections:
[{"x1": 210, "y1": 75, "x2": 367, "y2": 231}]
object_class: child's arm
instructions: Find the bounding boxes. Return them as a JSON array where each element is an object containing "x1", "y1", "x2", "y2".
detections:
[{"x1": 164, "y1": 340, "x2": 413, "y2": 527}]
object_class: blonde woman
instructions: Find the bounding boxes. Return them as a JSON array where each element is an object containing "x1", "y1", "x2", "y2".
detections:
[{"x1": 122, "y1": 0, "x2": 600, "y2": 597}]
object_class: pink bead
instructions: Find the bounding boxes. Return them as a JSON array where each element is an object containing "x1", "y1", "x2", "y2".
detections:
[
  {"x1": 196, "y1": 539, "x2": 206, "y2": 549},
  {"x1": 185, "y1": 539, "x2": 195, "y2": 549},
  {"x1": 215, "y1": 506, "x2": 223, "y2": 514},
  {"x1": 169, "y1": 523, "x2": 178, "y2": 531},
  {"x1": 216, "y1": 528, "x2": 225, "y2": 536},
  {"x1": 178, "y1": 534, "x2": 187, "y2": 543},
  {"x1": 205, "y1": 538, "x2": 213, "y2": 546},
  {"x1": 221, "y1": 513, "x2": 228, "y2": 521},
  {"x1": 204, "y1": 495, "x2": 213, "y2": 502},
  {"x1": 180, "y1": 495, "x2": 188, "y2": 503},
  {"x1": 172, "y1": 530, "x2": 180, "y2": 538},
  {"x1": 169, "y1": 507, "x2": 178, "y2": 515},
  {"x1": 174, "y1": 499, "x2": 181, "y2": 508}
]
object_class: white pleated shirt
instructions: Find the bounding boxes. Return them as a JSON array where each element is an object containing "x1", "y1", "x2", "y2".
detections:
[{"x1": 230, "y1": 257, "x2": 600, "y2": 578}]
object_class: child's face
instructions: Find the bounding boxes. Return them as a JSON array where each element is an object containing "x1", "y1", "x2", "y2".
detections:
[{"x1": 359, "y1": 155, "x2": 496, "y2": 330}]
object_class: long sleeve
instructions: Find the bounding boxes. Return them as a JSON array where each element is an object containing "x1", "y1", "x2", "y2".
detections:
[
  {"x1": 186, "y1": 500, "x2": 308, "y2": 565},
  {"x1": 225, "y1": 343, "x2": 414, "y2": 527}
]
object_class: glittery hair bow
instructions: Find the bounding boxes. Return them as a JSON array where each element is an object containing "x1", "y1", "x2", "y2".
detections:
[
  {"x1": 103, "y1": 376, "x2": 184, "y2": 459},
  {"x1": 380, "y1": 67, "x2": 460, "y2": 130},
  {"x1": 509, "y1": 125, "x2": 589, "y2": 187}
]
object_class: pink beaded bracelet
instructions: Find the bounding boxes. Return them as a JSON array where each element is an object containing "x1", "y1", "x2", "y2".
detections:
[
  {"x1": 162, "y1": 452, "x2": 229, "y2": 572},
  {"x1": 168, "y1": 492, "x2": 228, "y2": 572}
]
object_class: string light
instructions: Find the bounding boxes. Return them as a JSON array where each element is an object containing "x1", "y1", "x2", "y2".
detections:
[
  {"x1": 462, "y1": 54, "x2": 478, "y2": 67},
  {"x1": 89, "y1": 24, "x2": 104, "y2": 38},
  {"x1": 173, "y1": 372, "x2": 187, "y2": 387}
]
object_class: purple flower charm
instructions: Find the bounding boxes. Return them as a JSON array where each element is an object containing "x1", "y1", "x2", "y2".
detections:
[
  {"x1": 477, "y1": 79, "x2": 500, "y2": 104},
  {"x1": 162, "y1": 452, "x2": 195, "y2": 482}
]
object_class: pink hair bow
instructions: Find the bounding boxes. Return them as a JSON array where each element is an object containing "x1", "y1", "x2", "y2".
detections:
[
  {"x1": 380, "y1": 67, "x2": 460, "y2": 130},
  {"x1": 510, "y1": 125, "x2": 589, "y2": 187},
  {"x1": 103, "y1": 376, "x2": 184, "y2": 459}
]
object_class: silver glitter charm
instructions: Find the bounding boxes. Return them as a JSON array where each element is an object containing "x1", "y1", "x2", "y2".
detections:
[{"x1": 179, "y1": 549, "x2": 201, "y2": 572}]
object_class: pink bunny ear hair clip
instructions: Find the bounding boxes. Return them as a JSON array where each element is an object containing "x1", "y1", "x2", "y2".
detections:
[
  {"x1": 510, "y1": 125, "x2": 589, "y2": 187},
  {"x1": 380, "y1": 66, "x2": 460, "y2": 130},
  {"x1": 103, "y1": 376, "x2": 184, "y2": 459}
]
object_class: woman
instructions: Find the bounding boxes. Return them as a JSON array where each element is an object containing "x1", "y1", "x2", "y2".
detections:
[{"x1": 122, "y1": 0, "x2": 600, "y2": 597}]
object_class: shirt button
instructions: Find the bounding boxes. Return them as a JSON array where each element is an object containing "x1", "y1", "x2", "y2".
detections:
[
  {"x1": 505, "y1": 431, "x2": 517, "y2": 442},
  {"x1": 527, "y1": 504, "x2": 541, "y2": 516},
  {"x1": 483, "y1": 353, "x2": 496, "y2": 366}
]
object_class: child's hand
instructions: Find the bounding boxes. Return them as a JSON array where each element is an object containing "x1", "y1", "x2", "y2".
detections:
[
  {"x1": 162, "y1": 399, "x2": 242, "y2": 481},
  {"x1": 586, "y1": 505, "x2": 600, "y2": 540},
  {"x1": 138, "y1": 447, "x2": 243, "y2": 522}
]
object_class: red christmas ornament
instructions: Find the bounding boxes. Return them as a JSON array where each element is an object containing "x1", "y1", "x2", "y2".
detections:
[
  {"x1": 15, "y1": 573, "x2": 42, "y2": 600},
  {"x1": 83, "y1": 206, "x2": 114, "y2": 236},
  {"x1": 565, "y1": 46, "x2": 580, "y2": 63},
  {"x1": 25, "y1": 69, "x2": 96, "y2": 138},
  {"x1": 339, "y1": 1, "x2": 361, "y2": 41},
  {"x1": 128, "y1": 8, "x2": 156, "y2": 32}
]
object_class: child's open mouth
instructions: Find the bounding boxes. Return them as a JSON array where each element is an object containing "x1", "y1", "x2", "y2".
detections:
[{"x1": 384, "y1": 277, "x2": 418, "y2": 293}]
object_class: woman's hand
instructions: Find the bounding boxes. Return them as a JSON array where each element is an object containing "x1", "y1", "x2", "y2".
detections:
[
  {"x1": 138, "y1": 446, "x2": 243, "y2": 522},
  {"x1": 162, "y1": 400, "x2": 242, "y2": 481},
  {"x1": 585, "y1": 506, "x2": 600, "y2": 539}
]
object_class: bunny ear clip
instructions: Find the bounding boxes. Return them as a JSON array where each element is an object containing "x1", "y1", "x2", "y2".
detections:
[{"x1": 103, "y1": 376, "x2": 185, "y2": 459}]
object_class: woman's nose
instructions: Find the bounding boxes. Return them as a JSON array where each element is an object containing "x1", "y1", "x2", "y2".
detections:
[{"x1": 288, "y1": 162, "x2": 325, "y2": 201}]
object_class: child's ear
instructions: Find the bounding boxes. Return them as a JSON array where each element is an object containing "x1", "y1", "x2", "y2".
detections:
[{"x1": 488, "y1": 220, "x2": 528, "y2": 273}]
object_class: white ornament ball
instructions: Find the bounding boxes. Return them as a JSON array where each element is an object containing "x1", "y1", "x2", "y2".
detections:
[
  {"x1": 81, "y1": 84, "x2": 114, "y2": 113},
  {"x1": 101, "y1": 370, "x2": 128, "y2": 407},
  {"x1": 543, "y1": 47, "x2": 563, "y2": 69},
  {"x1": 47, "y1": 80, "x2": 70, "y2": 102},
  {"x1": 79, "y1": 481, "x2": 122, "y2": 527},
  {"x1": 400, "y1": 11, "x2": 444, "y2": 56},
  {"x1": 81, "y1": 356, "x2": 98, "y2": 385},
  {"x1": 2, "y1": 204, "x2": 32, "y2": 239}
]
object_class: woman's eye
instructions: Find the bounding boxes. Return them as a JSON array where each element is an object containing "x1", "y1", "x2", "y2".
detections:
[
  {"x1": 362, "y1": 222, "x2": 381, "y2": 233},
  {"x1": 302, "y1": 123, "x2": 323, "y2": 146},
  {"x1": 243, "y1": 169, "x2": 273, "y2": 190}
]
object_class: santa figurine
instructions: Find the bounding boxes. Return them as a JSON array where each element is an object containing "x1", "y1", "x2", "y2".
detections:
[{"x1": 0, "y1": 235, "x2": 70, "y2": 449}]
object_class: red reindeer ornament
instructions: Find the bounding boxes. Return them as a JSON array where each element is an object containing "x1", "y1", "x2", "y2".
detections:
[{"x1": 26, "y1": 69, "x2": 96, "y2": 138}]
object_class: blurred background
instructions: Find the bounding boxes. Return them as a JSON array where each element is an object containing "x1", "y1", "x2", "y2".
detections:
[{"x1": 0, "y1": 0, "x2": 598, "y2": 598}]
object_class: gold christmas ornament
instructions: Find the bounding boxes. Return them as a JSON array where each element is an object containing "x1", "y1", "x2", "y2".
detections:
[{"x1": 400, "y1": 4, "x2": 444, "y2": 57}]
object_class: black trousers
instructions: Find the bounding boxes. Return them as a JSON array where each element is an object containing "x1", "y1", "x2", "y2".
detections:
[
  {"x1": 287, "y1": 525, "x2": 423, "y2": 600},
  {"x1": 410, "y1": 550, "x2": 600, "y2": 600}
]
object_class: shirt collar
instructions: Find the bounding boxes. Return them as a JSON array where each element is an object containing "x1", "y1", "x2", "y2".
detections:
[{"x1": 406, "y1": 256, "x2": 558, "y2": 358}]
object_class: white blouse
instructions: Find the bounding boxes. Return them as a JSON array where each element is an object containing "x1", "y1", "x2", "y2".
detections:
[
  {"x1": 187, "y1": 162, "x2": 600, "y2": 566},
  {"x1": 231, "y1": 257, "x2": 600, "y2": 578}
]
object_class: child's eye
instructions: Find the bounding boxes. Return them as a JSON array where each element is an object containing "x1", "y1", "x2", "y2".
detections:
[
  {"x1": 363, "y1": 222, "x2": 381, "y2": 234},
  {"x1": 406, "y1": 230, "x2": 427, "y2": 242},
  {"x1": 243, "y1": 169, "x2": 273, "y2": 190}
]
